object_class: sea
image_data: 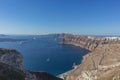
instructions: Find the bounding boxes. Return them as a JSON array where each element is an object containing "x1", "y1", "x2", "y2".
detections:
[{"x1": 0, "y1": 35, "x2": 89, "y2": 76}]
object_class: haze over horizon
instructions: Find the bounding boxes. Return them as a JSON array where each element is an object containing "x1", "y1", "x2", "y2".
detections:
[{"x1": 0, "y1": 0, "x2": 120, "y2": 35}]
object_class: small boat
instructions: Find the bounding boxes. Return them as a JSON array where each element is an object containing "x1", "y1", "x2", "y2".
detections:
[
  {"x1": 72, "y1": 63, "x2": 78, "y2": 69},
  {"x1": 33, "y1": 37, "x2": 36, "y2": 40},
  {"x1": 46, "y1": 58, "x2": 50, "y2": 62},
  {"x1": 19, "y1": 41, "x2": 23, "y2": 44},
  {"x1": 54, "y1": 38, "x2": 57, "y2": 41}
]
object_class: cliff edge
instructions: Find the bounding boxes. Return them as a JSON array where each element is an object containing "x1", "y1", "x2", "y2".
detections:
[{"x1": 58, "y1": 34, "x2": 120, "y2": 80}]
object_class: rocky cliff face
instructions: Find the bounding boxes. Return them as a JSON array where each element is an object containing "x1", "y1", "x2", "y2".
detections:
[
  {"x1": 58, "y1": 34, "x2": 120, "y2": 51},
  {"x1": 58, "y1": 34, "x2": 120, "y2": 80},
  {"x1": 0, "y1": 62, "x2": 25, "y2": 80},
  {"x1": 0, "y1": 48, "x2": 62, "y2": 80},
  {"x1": 0, "y1": 48, "x2": 23, "y2": 70}
]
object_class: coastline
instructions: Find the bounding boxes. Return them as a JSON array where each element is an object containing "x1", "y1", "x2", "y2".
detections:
[
  {"x1": 58, "y1": 64, "x2": 80, "y2": 79},
  {"x1": 57, "y1": 45, "x2": 90, "y2": 79},
  {"x1": 57, "y1": 34, "x2": 120, "y2": 80},
  {"x1": 58, "y1": 68, "x2": 75, "y2": 79},
  {"x1": 57, "y1": 43, "x2": 90, "y2": 79}
]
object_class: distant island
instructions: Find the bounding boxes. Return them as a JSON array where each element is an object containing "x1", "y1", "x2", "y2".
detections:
[
  {"x1": 0, "y1": 34, "x2": 28, "y2": 42},
  {"x1": 0, "y1": 38, "x2": 27, "y2": 42},
  {"x1": 0, "y1": 34, "x2": 7, "y2": 36}
]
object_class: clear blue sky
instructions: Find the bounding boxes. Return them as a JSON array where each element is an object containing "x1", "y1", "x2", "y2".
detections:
[{"x1": 0, "y1": 0, "x2": 120, "y2": 35}]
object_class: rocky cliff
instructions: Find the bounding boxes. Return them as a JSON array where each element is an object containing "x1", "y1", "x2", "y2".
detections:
[
  {"x1": 0, "y1": 48, "x2": 62, "y2": 80},
  {"x1": 58, "y1": 33, "x2": 120, "y2": 51},
  {"x1": 0, "y1": 48, "x2": 23, "y2": 70},
  {"x1": 58, "y1": 34, "x2": 120, "y2": 80}
]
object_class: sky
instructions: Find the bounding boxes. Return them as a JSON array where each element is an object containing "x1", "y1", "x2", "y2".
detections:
[{"x1": 0, "y1": 0, "x2": 120, "y2": 35}]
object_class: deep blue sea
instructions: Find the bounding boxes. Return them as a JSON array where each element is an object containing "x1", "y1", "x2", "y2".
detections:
[{"x1": 0, "y1": 35, "x2": 89, "y2": 76}]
